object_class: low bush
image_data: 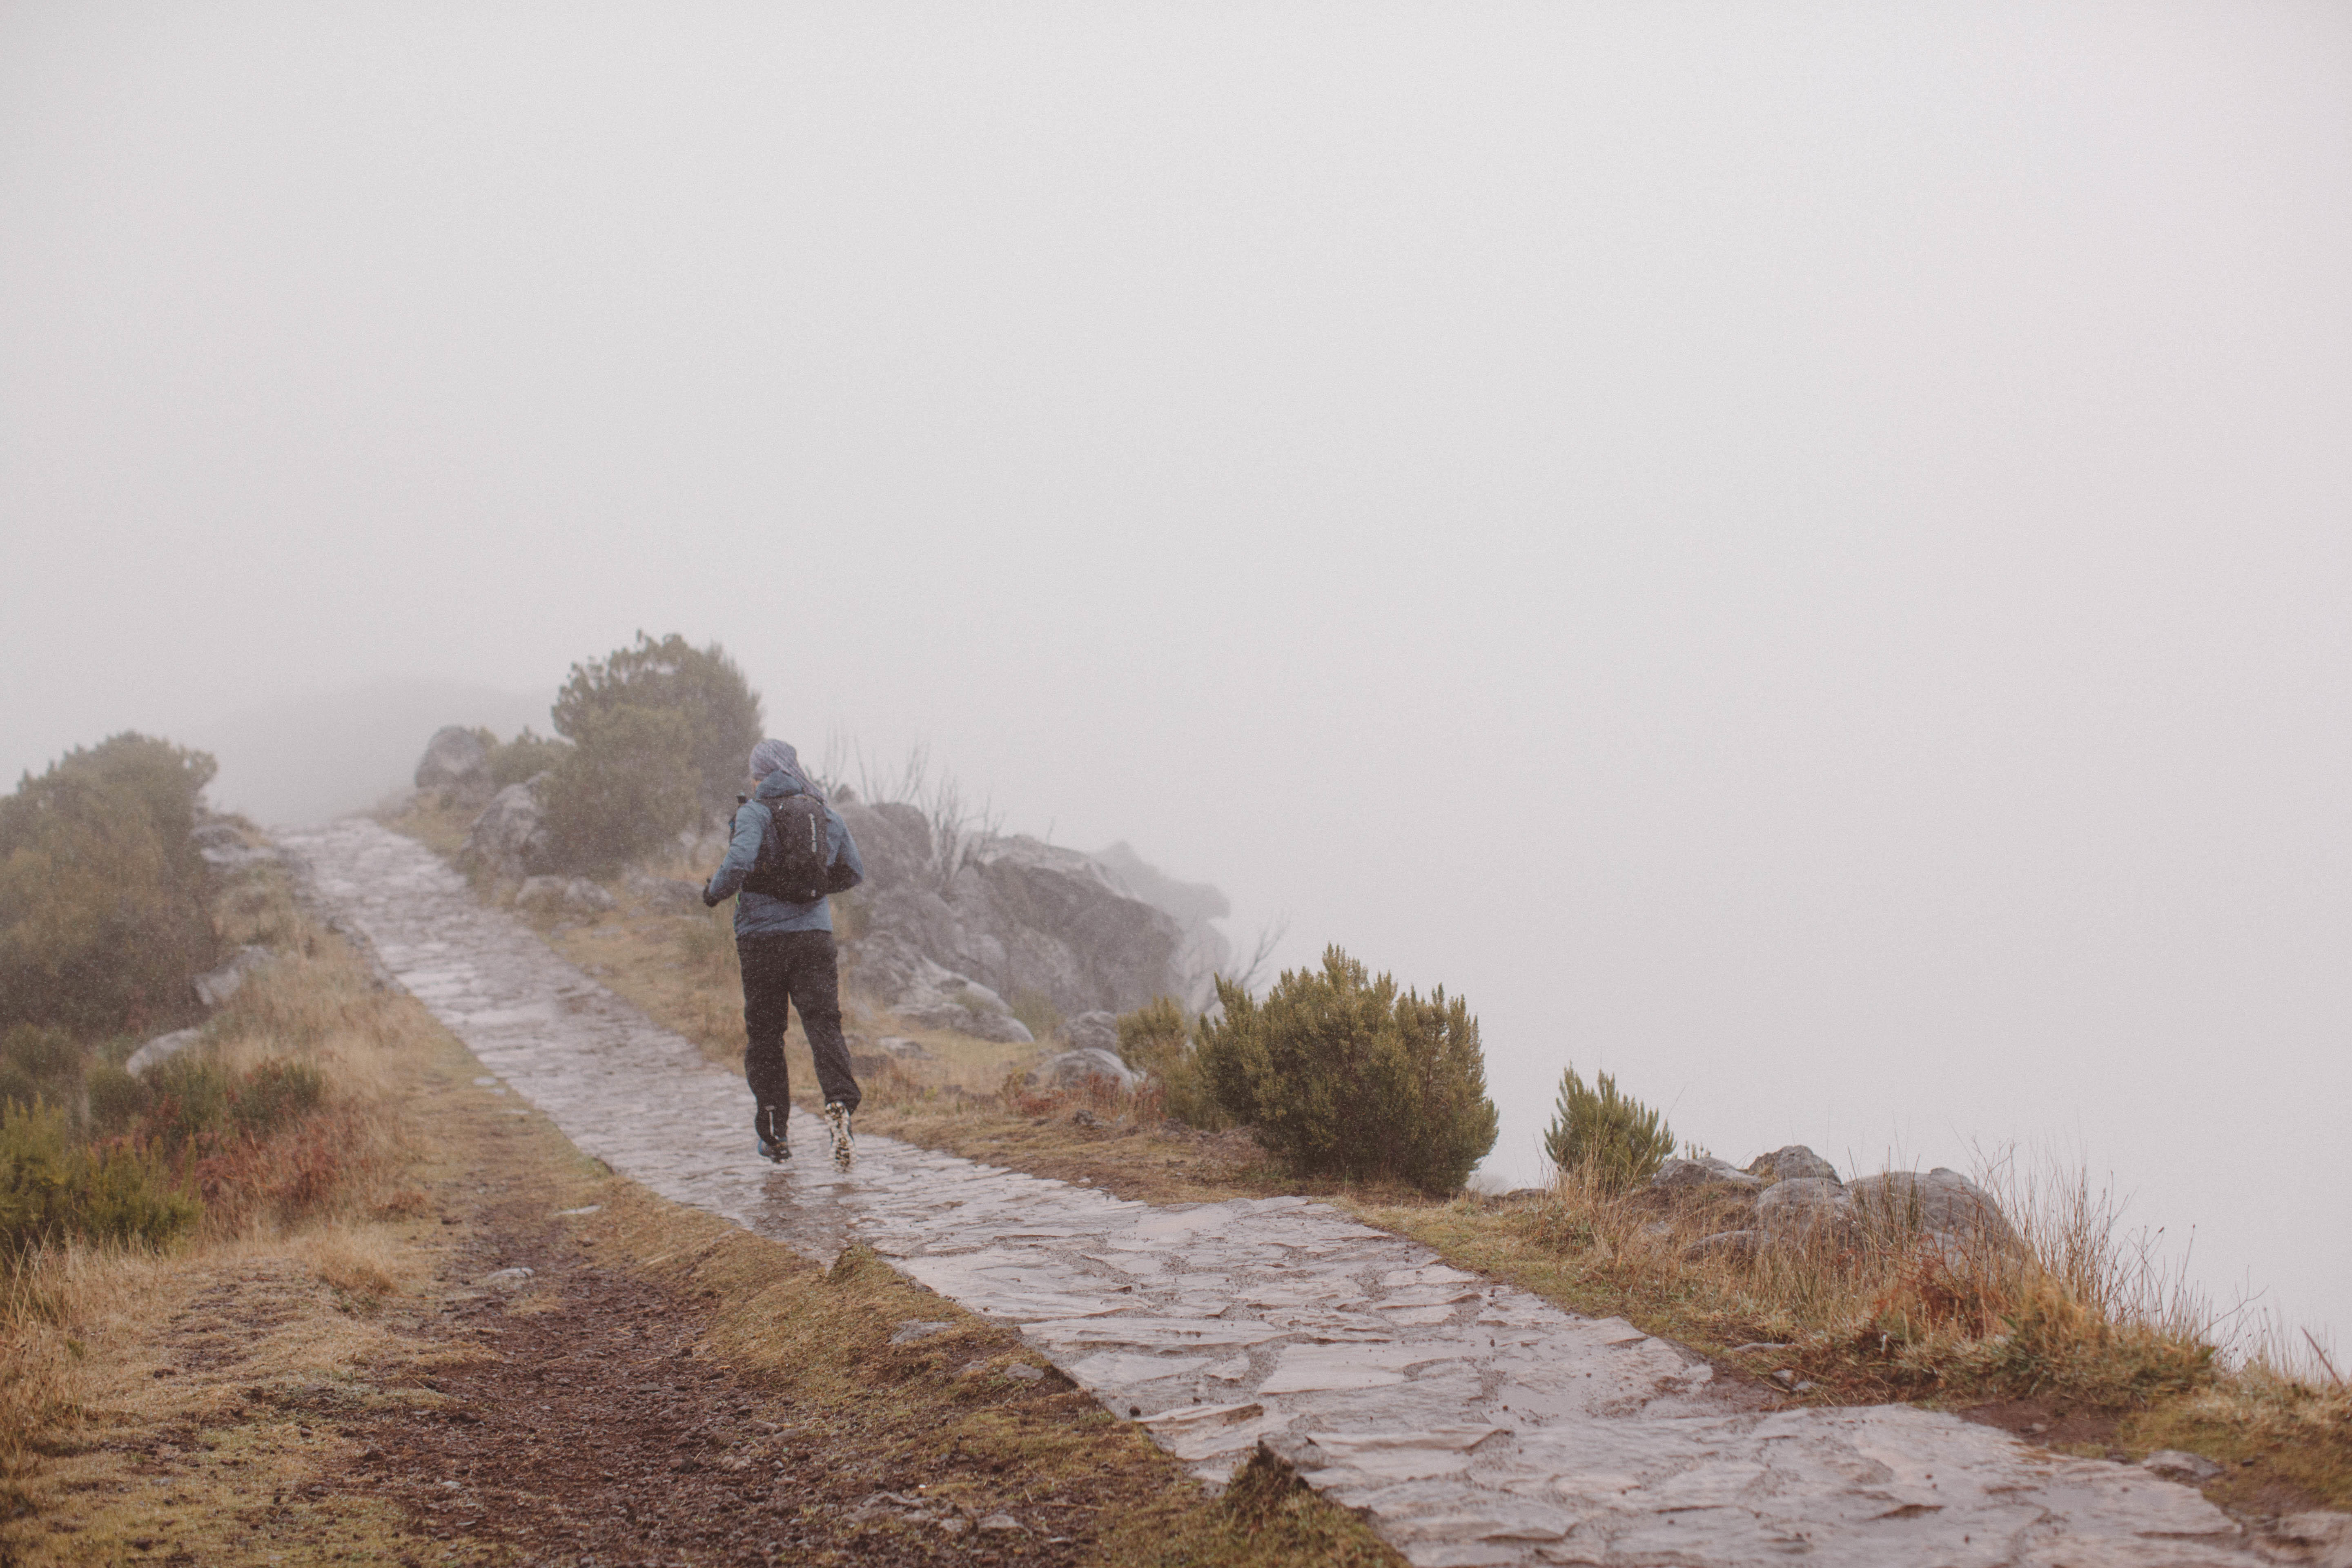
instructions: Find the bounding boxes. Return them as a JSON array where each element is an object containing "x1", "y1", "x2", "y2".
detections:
[
  {"x1": 0, "y1": 1027, "x2": 82, "y2": 1121},
  {"x1": 0, "y1": 733, "x2": 218, "y2": 1036},
  {"x1": 484, "y1": 726, "x2": 571, "y2": 790},
  {"x1": 538, "y1": 705, "x2": 704, "y2": 875},
  {"x1": 0, "y1": 1102, "x2": 197, "y2": 1258},
  {"x1": 551, "y1": 631, "x2": 764, "y2": 822},
  {"x1": 1116, "y1": 996, "x2": 1226, "y2": 1130},
  {"x1": 1194, "y1": 947, "x2": 1497, "y2": 1194},
  {"x1": 1543, "y1": 1065, "x2": 1675, "y2": 1193}
]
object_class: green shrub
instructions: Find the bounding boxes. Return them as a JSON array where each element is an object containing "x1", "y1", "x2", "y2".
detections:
[
  {"x1": 129, "y1": 1055, "x2": 326, "y2": 1151},
  {"x1": 0, "y1": 733, "x2": 218, "y2": 1036},
  {"x1": 539, "y1": 705, "x2": 703, "y2": 875},
  {"x1": 1116, "y1": 997, "x2": 1227, "y2": 1130},
  {"x1": 1543, "y1": 1065, "x2": 1675, "y2": 1193},
  {"x1": 0, "y1": 1101, "x2": 197, "y2": 1258},
  {"x1": 1194, "y1": 947, "x2": 1497, "y2": 1194},
  {"x1": 551, "y1": 632, "x2": 764, "y2": 822},
  {"x1": 0, "y1": 1025, "x2": 82, "y2": 1118},
  {"x1": 486, "y1": 726, "x2": 571, "y2": 789},
  {"x1": 85, "y1": 1063, "x2": 147, "y2": 1138}
]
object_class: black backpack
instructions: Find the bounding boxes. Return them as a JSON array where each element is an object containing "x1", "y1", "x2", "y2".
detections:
[{"x1": 740, "y1": 792, "x2": 832, "y2": 904}]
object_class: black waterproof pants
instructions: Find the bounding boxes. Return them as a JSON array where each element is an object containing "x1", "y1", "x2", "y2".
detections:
[{"x1": 737, "y1": 929, "x2": 861, "y2": 1143}]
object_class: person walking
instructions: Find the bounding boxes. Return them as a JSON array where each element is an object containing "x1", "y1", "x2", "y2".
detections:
[{"x1": 704, "y1": 738, "x2": 866, "y2": 1168}]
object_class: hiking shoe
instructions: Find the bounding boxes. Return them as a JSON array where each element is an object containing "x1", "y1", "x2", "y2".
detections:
[
  {"x1": 824, "y1": 1102, "x2": 855, "y2": 1170},
  {"x1": 755, "y1": 1105, "x2": 790, "y2": 1164}
]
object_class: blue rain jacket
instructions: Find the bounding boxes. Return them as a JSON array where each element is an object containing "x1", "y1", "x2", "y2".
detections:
[{"x1": 702, "y1": 771, "x2": 864, "y2": 935}]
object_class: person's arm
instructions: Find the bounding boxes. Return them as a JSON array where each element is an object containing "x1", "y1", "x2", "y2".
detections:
[
  {"x1": 824, "y1": 806, "x2": 865, "y2": 895},
  {"x1": 704, "y1": 803, "x2": 766, "y2": 906}
]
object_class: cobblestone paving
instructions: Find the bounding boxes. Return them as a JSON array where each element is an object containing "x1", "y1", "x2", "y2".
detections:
[{"x1": 288, "y1": 819, "x2": 2267, "y2": 1566}]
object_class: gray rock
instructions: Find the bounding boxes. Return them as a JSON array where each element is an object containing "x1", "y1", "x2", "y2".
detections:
[
  {"x1": 890, "y1": 1319, "x2": 956, "y2": 1346},
  {"x1": 877, "y1": 1036, "x2": 932, "y2": 1062},
  {"x1": 1002, "y1": 1363, "x2": 1045, "y2": 1382},
  {"x1": 1847, "y1": 1168, "x2": 2020, "y2": 1250},
  {"x1": 1028, "y1": 1047, "x2": 1140, "y2": 1094},
  {"x1": 1757, "y1": 1177, "x2": 1856, "y2": 1247},
  {"x1": 1065, "y1": 1010, "x2": 1120, "y2": 1054},
  {"x1": 833, "y1": 804, "x2": 1188, "y2": 1020},
  {"x1": 198, "y1": 841, "x2": 279, "y2": 871},
  {"x1": 461, "y1": 774, "x2": 556, "y2": 884},
  {"x1": 2140, "y1": 1450, "x2": 2223, "y2": 1483},
  {"x1": 415, "y1": 725, "x2": 495, "y2": 806},
  {"x1": 2268, "y1": 1511, "x2": 2352, "y2": 1568},
  {"x1": 1682, "y1": 1230, "x2": 1761, "y2": 1264},
  {"x1": 477, "y1": 1266, "x2": 534, "y2": 1290},
  {"x1": 189, "y1": 820, "x2": 244, "y2": 851},
  {"x1": 1652, "y1": 1156, "x2": 1764, "y2": 1195},
  {"x1": 625, "y1": 870, "x2": 706, "y2": 917},
  {"x1": 1746, "y1": 1145, "x2": 1840, "y2": 1185},
  {"x1": 1091, "y1": 842, "x2": 1233, "y2": 1010},
  {"x1": 841, "y1": 930, "x2": 1033, "y2": 1043},
  {"x1": 977, "y1": 1514, "x2": 1026, "y2": 1534},
  {"x1": 125, "y1": 1027, "x2": 205, "y2": 1078},
  {"x1": 516, "y1": 875, "x2": 616, "y2": 918},
  {"x1": 192, "y1": 945, "x2": 272, "y2": 1009}
]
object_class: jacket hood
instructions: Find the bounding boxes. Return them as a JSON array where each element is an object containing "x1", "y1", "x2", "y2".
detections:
[{"x1": 753, "y1": 771, "x2": 809, "y2": 802}]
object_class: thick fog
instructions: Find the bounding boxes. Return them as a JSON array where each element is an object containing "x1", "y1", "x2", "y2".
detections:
[{"x1": 4, "y1": 3, "x2": 2346, "y2": 1350}]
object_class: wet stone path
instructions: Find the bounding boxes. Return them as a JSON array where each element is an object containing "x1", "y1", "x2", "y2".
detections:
[{"x1": 287, "y1": 819, "x2": 2264, "y2": 1567}]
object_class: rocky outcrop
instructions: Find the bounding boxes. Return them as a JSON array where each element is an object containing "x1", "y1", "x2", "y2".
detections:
[
  {"x1": 1657, "y1": 1146, "x2": 2022, "y2": 1265},
  {"x1": 841, "y1": 930, "x2": 1034, "y2": 1044},
  {"x1": 1027, "y1": 1047, "x2": 1140, "y2": 1094},
  {"x1": 833, "y1": 802, "x2": 1187, "y2": 1022},
  {"x1": 1653, "y1": 1156, "x2": 1763, "y2": 1195},
  {"x1": 416, "y1": 725, "x2": 495, "y2": 807},
  {"x1": 1848, "y1": 1168, "x2": 2019, "y2": 1250},
  {"x1": 461, "y1": 774, "x2": 555, "y2": 884},
  {"x1": 1091, "y1": 841, "x2": 1232, "y2": 1007},
  {"x1": 1757, "y1": 1177, "x2": 1855, "y2": 1247},
  {"x1": 624, "y1": 869, "x2": 706, "y2": 917},
  {"x1": 193, "y1": 945, "x2": 272, "y2": 1009},
  {"x1": 1747, "y1": 1145, "x2": 1840, "y2": 1184},
  {"x1": 516, "y1": 875, "x2": 617, "y2": 918},
  {"x1": 1065, "y1": 1011, "x2": 1120, "y2": 1054}
]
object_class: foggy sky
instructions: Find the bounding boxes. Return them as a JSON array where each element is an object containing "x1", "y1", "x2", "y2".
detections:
[{"x1": 4, "y1": 2, "x2": 2347, "y2": 1351}]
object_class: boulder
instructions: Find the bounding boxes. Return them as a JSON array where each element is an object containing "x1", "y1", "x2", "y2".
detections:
[
  {"x1": 1091, "y1": 842, "x2": 1233, "y2": 1009},
  {"x1": 1846, "y1": 1168, "x2": 2019, "y2": 1250},
  {"x1": 415, "y1": 725, "x2": 495, "y2": 807},
  {"x1": 2141, "y1": 1450, "x2": 2223, "y2": 1483},
  {"x1": 1027, "y1": 1048, "x2": 1140, "y2": 1095},
  {"x1": 1746, "y1": 1145, "x2": 1840, "y2": 1185},
  {"x1": 844, "y1": 931, "x2": 1034, "y2": 1044},
  {"x1": 1065, "y1": 1011, "x2": 1120, "y2": 1054},
  {"x1": 462, "y1": 774, "x2": 556, "y2": 884},
  {"x1": 876, "y1": 1036, "x2": 931, "y2": 1062},
  {"x1": 516, "y1": 876, "x2": 617, "y2": 918},
  {"x1": 1651, "y1": 1156, "x2": 1764, "y2": 1195},
  {"x1": 125, "y1": 1027, "x2": 205, "y2": 1078},
  {"x1": 192, "y1": 945, "x2": 272, "y2": 1009},
  {"x1": 625, "y1": 869, "x2": 706, "y2": 917},
  {"x1": 1682, "y1": 1230, "x2": 1761, "y2": 1265},
  {"x1": 832, "y1": 805, "x2": 1187, "y2": 1020},
  {"x1": 1757, "y1": 1177, "x2": 1856, "y2": 1247}
]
